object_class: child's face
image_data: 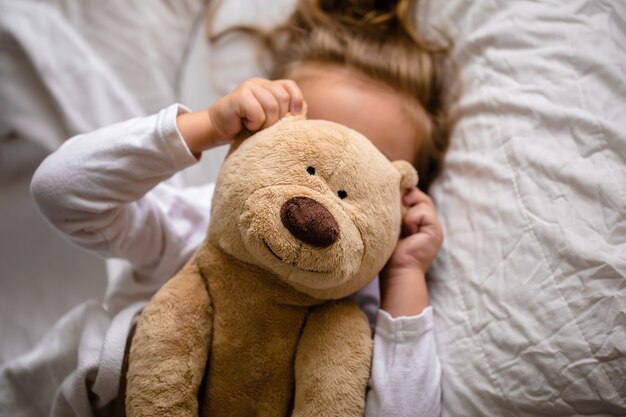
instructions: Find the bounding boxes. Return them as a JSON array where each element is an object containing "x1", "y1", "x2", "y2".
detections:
[{"x1": 288, "y1": 62, "x2": 428, "y2": 164}]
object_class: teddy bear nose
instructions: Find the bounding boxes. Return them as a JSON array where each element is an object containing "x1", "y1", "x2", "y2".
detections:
[{"x1": 280, "y1": 196, "x2": 339, "y2": 248}]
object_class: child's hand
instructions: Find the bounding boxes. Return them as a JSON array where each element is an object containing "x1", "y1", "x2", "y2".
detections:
[
  {"x1": 379, "y1": 188, "x2": 444, "y2": 317},
  {"x1": 389, "y1": 188, "x2": 444, "y2": 273},
  {"x1": 210, "y1": 78, "x2": 304, "y2": 142},
  {"x1": 178, "y1": 78, "x2": 305, "y2": 154}
]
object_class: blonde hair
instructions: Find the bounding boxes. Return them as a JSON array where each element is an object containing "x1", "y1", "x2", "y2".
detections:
[{"x1": 209, "y1": 0, "x2": 452, "y2": 192}]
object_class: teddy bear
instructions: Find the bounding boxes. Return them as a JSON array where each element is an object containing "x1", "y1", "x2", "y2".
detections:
[{"x1": 124, "y1": 113, "x2": 418, "y2": 417}]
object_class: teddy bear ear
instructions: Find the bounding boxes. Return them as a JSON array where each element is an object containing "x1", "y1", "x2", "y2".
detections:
[
  {"x1": 392, "y1": 160, "x2": 419, "y2": 190},
  {"x1": 227, "y1": 127, "x2": 253, "y2": 157}
]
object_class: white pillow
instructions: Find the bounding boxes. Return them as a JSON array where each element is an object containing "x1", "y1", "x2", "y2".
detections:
[{"x1": 422, "y1": 1, "x2": 626, "y2": 415}]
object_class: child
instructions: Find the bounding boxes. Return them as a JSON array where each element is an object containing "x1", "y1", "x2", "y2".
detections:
[{"x1": 2, "y1": 0, "x2": 450, "y2": 416}]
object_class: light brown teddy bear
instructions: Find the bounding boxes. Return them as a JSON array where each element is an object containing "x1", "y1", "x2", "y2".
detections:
[{"x1": 125, "y1": 114, "x2": 417, "y2": 417}]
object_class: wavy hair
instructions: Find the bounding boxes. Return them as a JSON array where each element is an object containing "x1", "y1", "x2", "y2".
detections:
[{"x1": 209, "y1": 0, "x2": 452, "y2": 191}]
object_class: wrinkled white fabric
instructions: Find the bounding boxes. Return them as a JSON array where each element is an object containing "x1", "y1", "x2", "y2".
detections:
[
  {"x1": 0, "y1": 104, "x2": 441, "y2": 417},
  {"x1": 420, "y1": 1, "x2": 626, "y2": 416}
]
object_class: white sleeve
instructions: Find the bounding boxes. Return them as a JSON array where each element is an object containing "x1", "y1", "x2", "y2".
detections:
[
  {"x1": 30, "y1": 104, "x2": 211, "y2": 283},
  {"x1": 366, "y1": 306, "x2": 442, "y2": 417}
]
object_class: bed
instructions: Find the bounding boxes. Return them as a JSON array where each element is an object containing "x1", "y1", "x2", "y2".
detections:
[{"x1": 1, "y1": 0, "x2": 624, "y2": 415}]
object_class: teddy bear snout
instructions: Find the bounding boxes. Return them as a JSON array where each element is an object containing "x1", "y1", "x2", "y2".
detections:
[{"x1": 280, "y1": 196, "x2": 339, "y2": 248}]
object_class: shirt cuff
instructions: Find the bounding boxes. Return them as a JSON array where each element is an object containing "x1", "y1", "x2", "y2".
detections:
[
  {"x1": 375, "y1": 306, "x2": 434, "y2": 343},
  {"x1": 156, "y1": 103, "x2": 200, "y2": 169}
]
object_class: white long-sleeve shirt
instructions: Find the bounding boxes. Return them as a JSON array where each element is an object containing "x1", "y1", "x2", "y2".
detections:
[{"x1": 24, "y1": 104, "x2": 442, "y2": 417}]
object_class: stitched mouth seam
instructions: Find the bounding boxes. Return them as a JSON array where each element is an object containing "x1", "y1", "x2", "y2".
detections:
[
  {"x1": 262, "y1": 239, "x2": 330, "y2": 274},
  {"x1": 263, "y1": 239, "x2": 284, "y2": 262}
]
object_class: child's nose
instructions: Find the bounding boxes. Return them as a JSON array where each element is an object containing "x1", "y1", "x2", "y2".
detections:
[{"x1": 280, "y1": 196, "x2": 339, "y2": 248}]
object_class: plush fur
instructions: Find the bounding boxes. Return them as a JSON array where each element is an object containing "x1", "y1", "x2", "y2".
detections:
[{"x1": 125, "y1": 114, "x2": 418, "y2": 417}]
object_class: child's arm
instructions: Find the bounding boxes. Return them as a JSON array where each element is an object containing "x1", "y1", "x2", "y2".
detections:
[
  {"x1": 366, "y1": 188, "x2": 443, "y2": 417},
  {"x1": 30, "y1": 104, "x2": 202, "y2": 283},
  {"x1": 367, "y1": 307, "x2": 441, "y2": 417},
  {"x1": 30, "y1": 78, "x2": 303, "y2": 282},
  {"x1": 380, "y1": 188, "x2": 442, "y2": 317}
]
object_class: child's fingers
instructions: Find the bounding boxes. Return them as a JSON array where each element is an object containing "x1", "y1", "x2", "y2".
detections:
[
  {"x1": 263, "y1": 82, "x2": 292, "y2": 119},
  {"x1": 250, "y1": 85, "x2": 280, "y2": 129},
  {"x1": 275, "y1": 79, "x2": 305, "y2": 114},
  {"x1": 261, "y1": 79, "x2": 305, "y2": 119},
  {"x1": 224, "y1": 77, "x2": 305, "y2": 136},
  {"x1": 403, "y1": 204, "x2": 429, "y2": 236},
  {"x1": 403, "y1": 204, "x2": 439, "y2": 234},
  {"x1": 403, "y1": 187, "x2": 433, "y2": 208},
  {"x1": 402, "y1": 197, "x2": 442, "y2": 239},
  {"x1": 238, "y1": 90, "x2": 266, "y2": 131}
]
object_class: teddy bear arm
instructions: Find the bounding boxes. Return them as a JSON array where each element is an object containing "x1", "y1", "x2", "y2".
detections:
[
  {"x1": 292, "y1": 300, "x2": 373, "y2": 417},
  {"x1": 126, "y1": 262, "x2": 213, "y2": 417}
]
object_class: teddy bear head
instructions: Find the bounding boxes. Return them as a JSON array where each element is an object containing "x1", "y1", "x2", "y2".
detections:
[{"x1": 208, "y1": 115, "x2": 417, "y2": 300}]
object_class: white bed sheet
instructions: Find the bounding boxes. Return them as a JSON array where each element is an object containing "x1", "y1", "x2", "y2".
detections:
[{"x1": 420, "y1": 1, "x2": 626, "y2": 415}]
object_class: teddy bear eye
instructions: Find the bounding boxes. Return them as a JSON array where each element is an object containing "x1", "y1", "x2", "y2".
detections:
[
  {"x1": 337, "y1": 190, "x2": 348, "y2": 199},
  {"x1": 306, "y1": 166, "x2": 316, "y2": 175}
]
